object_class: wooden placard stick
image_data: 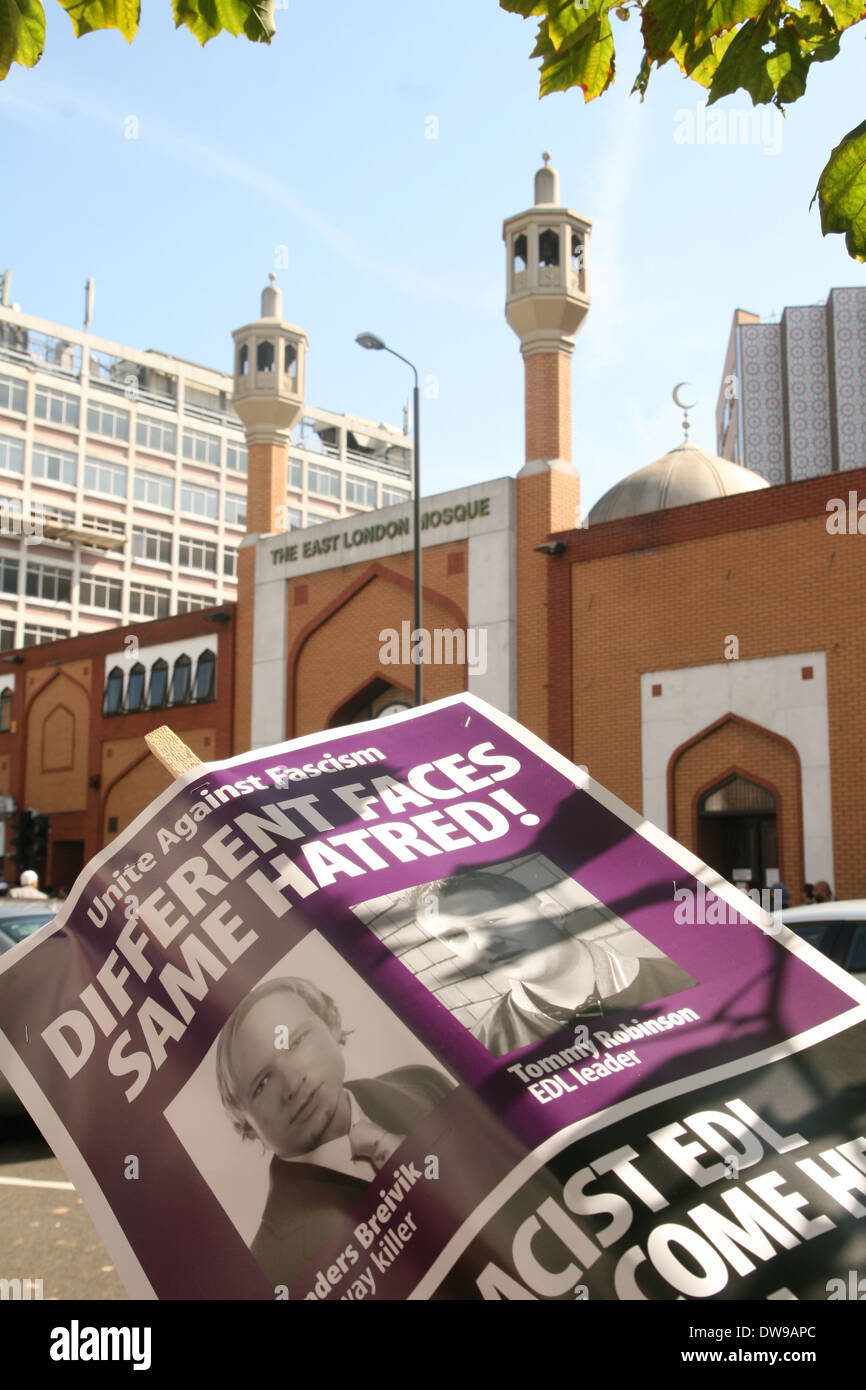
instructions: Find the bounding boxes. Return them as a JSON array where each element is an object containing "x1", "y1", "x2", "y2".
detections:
[{"x1": 145, "y1": 726, "x2": 202, "y2": 780}]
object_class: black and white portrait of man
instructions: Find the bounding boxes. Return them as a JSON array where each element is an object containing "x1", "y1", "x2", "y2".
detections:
[{"x1": 353, "y1": 854, "x2": 697, "y2": 1056}]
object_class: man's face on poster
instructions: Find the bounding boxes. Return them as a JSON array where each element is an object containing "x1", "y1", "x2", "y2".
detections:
[
  {"x1": 230, "y1": 992, "x2": 347, "y2": 1159},
  {"x1": 424, "y1": 880, "x2": 569, "y2": 986}
]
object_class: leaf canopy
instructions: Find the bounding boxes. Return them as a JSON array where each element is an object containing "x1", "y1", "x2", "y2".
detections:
[
  {"x1": 502, "y1": 0, "x2": 866, "y2": 258},
  {"x1": 0, "y1": 0, "x2": 274, "y2": 78}
]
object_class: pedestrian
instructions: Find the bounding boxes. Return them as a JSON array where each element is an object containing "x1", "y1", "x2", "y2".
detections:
[
  {"x1": 8, "y1": 869, "x2": 49, "y2": 901},
  {"x1": 802, "y1": 883, "x2": 815, "y2": 904},
  {"x1": 812, "y1": 880, "x2": 834, "y2": 903}
]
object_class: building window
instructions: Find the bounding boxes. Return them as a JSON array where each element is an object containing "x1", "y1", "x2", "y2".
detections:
[
  {"x1": 222, "y1": 546, "x2": 238, "y2": 578},
  {"x1": 382, "y1": 487, "x2": 410, "y2": 506},
  {"x1": 0, "y1": 620, "x2": 15, "y2": 650},
  {"x1": 85, "y1": 459, "x2": 127, "y2": 499},
  {"x1": 288, "y1": 457, "x2": 302, "y2": 489},
  {"x1": 0, "y1": 375, "x2": 26, "y2": 415},
  {"x1": 256, "y1": 340, "x2": 274, "y2": 372},
  {"x1": 136, "y1": 416, "x2": 177, "y2": 454},
  {"x1": 134, "y1": 470, "x2": 174, "y2": 511},
  {"x1": 178, "y1": 537, "x2": 217, "y2": 573},
  {"x1": 126, "y1": 663, "x2": 146, "y2": 713},
  {"x1": 34, "y1": 385, "x2": 79, "y2": 428},
  {"x1": 0, "y1": 557, "x2": 19, "y2": 594},
  {"x1": 0, "y1": 435, "x2": 26, "y2": 475},
  {"x1": 176, "y1": 592, "x2": 211, "y2": 613},
  {"x1": 132, "y1": 528, "x2": 173, "y2": 565},
  {"x1": 87, "y1": 401, "x2": 130, "y2": 441},
  {"x1": 79, "y1": 575, "x2": 123, "y2": 612},
  {"x1": 308, "y1": 462, "x2": 340, "y2": 498},
  {"x1": 0, "y1": 687, "x2": 12, "y2": 731},
  {"x1": 346, "y1": 475, "x2": 377, "y2": 507},
  {"x1": 170, "y1": 653, "x2": 192, "y2": 705},
  {"x1": 182, "y1": 428, "x2": 221, "y2": 467},
  {"x1": 237, "y1": 344, "x2": 248, "y2": 376},
  {"x1": 26, "y1": 563, "x2": 72, "y2": 603},
  {"x1": 103, "y1": 666, "x2": 124, "y2": 716},
  {"x1": 22, "y1": 623, "x2": 69, "y2": 645},
  {"x1": 129, "y1": 583, "x2": 170, "y2": 619},
  {"x1": 282, "y1": 507, "x2": 302, "y2": 531},
  {"x1": 226, "y1": 441, "x2": 247, "y2": 473},
  {"x1": 224, "y1": 493, "x2": 246, "y2": 526},
  {"x1": 194, "y1": 649, "x2": 216, "y2": 702},
  {"x1": 33, "y1": 445, "x2": 77, "y2": 487},
  {"x1": 147, "y1": 658, "x2": 168, "y2": 709},
  {"x1": 180, "y1": 482, "x2": 219, "y2": 519},
  {"x1": 308, "y1": 512, "x2": 334, "y2": 526}
]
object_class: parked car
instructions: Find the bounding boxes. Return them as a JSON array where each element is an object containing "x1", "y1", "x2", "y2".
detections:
[
  {"x1": 782, "y1": 899, "x2": 866, "y2": 986},
  {"x1": 0, "y1": 900, "x2": 62, "y2": 1116}
]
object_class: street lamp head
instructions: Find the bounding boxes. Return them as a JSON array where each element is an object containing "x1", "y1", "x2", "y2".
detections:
[{"x1": 355, "y1": 332, "x2": 386, "y2": 351}]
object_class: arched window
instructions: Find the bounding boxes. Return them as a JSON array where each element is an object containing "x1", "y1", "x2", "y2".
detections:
[
  {"x1": 256, "y1": 340, "x2": 275, "y2": 372},
  {"x1": 125, "y1": 662, "x2": 145, "y2": 713},
  {"x1": 194, "y1": 649, "x2": 216, "y2": 703},
  {"x1": 103, "y1": 666, "x2": 124, "y2": 716},
  {"x1": 170, "y1": 654, "x2": 192, "y2": 706},
  {"x1": 539, "y1": 228, "x2": 560, "y2": 267},
  {"x1": 284, "y1": 342, "x2": 297, "y2": 377},
  {"x1": 571, "y1": 232, "x2": 584, "y2": 273},
  {"x1": 513, "y1": 233, "x2": 527, "y2": 272},
  {"x1": 147, "y1": 658, "x2": 168, "y2": 710},
  {"x1": 237, "y1": 343, "x2": 249, "y2": 376},
  {"x1": 0, "y1": 688, "x2": 12, "y2": 732}
]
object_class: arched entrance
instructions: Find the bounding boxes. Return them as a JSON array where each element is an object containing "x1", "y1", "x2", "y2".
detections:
[
  {"x1": 328, "y1": 678, "x2": 413, "y2": 728},
  {"x1": 697, "y1": 773, "x2": 778, "y2": 889}
]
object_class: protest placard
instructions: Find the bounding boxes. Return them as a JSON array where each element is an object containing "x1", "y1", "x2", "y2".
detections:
[{"x1": 0, "y1": 693, "x2": 863, "y2": 1300}]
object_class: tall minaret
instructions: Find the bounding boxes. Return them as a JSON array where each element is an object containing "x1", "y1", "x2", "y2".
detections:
[
  {"x1": 505, "y1": 155, "x2": 590, "y2": 742},
  {"x1": 231, "y1": 275, "x2": 308, "y2": 751}
]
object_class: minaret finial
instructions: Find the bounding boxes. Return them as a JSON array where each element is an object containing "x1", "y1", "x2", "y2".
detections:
[{"x1": 671, "y1": 382, "x2": 697, "y2": 443}]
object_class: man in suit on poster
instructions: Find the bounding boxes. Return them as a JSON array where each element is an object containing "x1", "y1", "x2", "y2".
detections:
[{"x1": 216, "y1": 976, "x2": 453, "y2": 1291}]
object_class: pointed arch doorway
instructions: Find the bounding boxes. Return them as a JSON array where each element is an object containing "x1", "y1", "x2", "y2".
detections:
[{"x1": 697, "y1": 773, "x2": 778, "y2": 889}]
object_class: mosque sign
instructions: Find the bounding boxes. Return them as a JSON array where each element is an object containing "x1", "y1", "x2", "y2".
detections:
[
  {"x1": 0, "y1": 692, "x2": 864, "y2": 1303},
  {"x1": 269, "y1": 495, "x2": 495, "y2": 567}
]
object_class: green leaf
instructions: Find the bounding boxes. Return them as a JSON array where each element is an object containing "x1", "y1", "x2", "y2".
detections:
[
  {"x1": 58, "y1": 0, "x2": 139, "y2": 40},
  {"x1": 0, "y1": 0, "x2": 45, "y2": 78},
  {"x1": 172, "y1": 0, "x2": 274, "y2": 45},
  {"x1": 814, "y1": 118, "x2": 866, "y2": 260}
]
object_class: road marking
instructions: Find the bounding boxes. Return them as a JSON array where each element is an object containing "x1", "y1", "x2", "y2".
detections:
[{"x1": 0, "y1": 1176, "x2": 75, "y2": 1190}]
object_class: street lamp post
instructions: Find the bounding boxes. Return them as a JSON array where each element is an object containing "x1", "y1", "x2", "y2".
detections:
[{"x1": 355, "y1": 333, "x2": 422, "y2": 707}]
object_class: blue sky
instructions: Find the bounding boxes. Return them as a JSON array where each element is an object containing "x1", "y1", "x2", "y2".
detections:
[{"x1": 1, "y1": 2, "x2": 863, "y2": 512}]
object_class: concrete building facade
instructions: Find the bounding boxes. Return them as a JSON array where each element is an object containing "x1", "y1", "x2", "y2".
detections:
[{"x1": 0, "y1": 292, "x2": 412, "y2": 649}]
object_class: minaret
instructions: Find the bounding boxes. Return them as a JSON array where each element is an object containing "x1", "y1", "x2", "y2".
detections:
[
  {"x1": 505, "y1": 156, "x2": 590, "y2": 742},
  {"x1": 230, "y1": 275, "x2": 308, "y2": 751}
]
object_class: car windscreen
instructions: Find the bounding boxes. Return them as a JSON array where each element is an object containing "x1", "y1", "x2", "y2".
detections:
[{"x1": 0, "y1": 912, "x2": 56, "y2": 944}]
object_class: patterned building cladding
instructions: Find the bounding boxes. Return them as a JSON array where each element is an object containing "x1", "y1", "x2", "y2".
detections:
[
  {"x1": 783, "y1": 305, "x2": 832, "y2": 482},
  {"x1": 829, "y1": 287, "x2": 866, "y2": 473},
  {"x1": 723, "y1": 287, "x2": 866, "y2": 483},
  {"x1": 740, "y1": 323, "x2": 787, "y2": 483}
]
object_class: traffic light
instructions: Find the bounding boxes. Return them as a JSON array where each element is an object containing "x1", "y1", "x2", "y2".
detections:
[
  {"x1": 32, "y1": 814, "x2": 49, "y2": 861},
  {"x1": 9, "y1": 811, "x2": 34, "y2": 869}
]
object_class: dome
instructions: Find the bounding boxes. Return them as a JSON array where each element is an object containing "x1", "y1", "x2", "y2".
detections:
[{"x1": 587, "y1": 442, "x2": 769, "y2": 526}]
